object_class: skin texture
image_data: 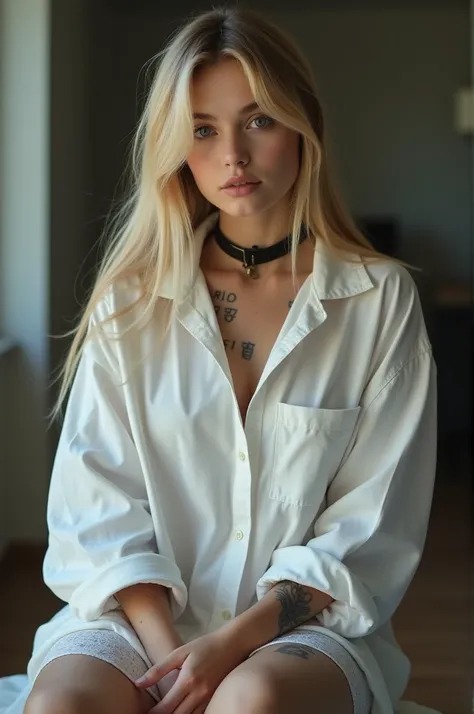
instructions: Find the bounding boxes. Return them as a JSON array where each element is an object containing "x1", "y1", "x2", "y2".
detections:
[
  {"x1": 186, "y1": 57, "x2": 301, "y2": 249},
  {"x1": 192, "y1": 58, "x2": 317, "y2": 424}
]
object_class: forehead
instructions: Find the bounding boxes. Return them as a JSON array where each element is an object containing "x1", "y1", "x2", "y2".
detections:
[{"x1": 190, "y1": 59, "x2": 255, "y2": 114}]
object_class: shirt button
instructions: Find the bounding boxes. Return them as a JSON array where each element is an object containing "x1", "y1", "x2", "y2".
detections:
[
  {"x1": 221, "y1": 610, "x2": 232, "y2": 621},
  {"x1": 238, "y1": 451, "x2": 247, "y2": 461},
  {"x1": 234, "y1": 530, "x2": 244, "y2": 541}
]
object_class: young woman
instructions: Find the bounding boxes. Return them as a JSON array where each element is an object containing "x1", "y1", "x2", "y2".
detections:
[{"x1": 5, "y1": 6, "x2": 437, "y2": 714}]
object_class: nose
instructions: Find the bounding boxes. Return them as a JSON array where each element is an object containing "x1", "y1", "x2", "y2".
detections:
[{"x1": 222, "y1": 130, "x2": 249, "y2": 169}]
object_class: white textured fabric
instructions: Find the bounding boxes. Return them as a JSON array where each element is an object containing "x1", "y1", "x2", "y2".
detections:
[
  {"x1": 0, "y1": 212, "x2": 438, "y2": 714},
  {"x1": 32, "y1": 630, "x2": 162, "y2": 703}
]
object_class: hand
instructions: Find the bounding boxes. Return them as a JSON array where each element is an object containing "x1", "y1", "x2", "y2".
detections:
[
  {"x1": 156, "y1": 669, "x2": 180, "y2": 700},
  {"x1": 135, "y1": 630, "x2": 247, "y2": 714}
]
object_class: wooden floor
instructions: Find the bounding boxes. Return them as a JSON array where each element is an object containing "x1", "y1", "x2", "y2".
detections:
[{"x1": 0, "y1": 442, "x2": 472, "y2": 713}]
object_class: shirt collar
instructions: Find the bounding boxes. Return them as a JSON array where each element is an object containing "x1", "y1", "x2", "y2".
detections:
[{"x1": 158, "y1": 211, "x2": 374, "y2": 301}]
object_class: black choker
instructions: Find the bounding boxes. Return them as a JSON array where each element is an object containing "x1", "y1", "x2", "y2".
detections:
[{"x1": 213, "y1": 223, "x2": 309, "y2": 279}]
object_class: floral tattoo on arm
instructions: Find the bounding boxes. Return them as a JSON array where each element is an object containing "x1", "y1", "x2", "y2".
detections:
[{"x1": 274, "y1": 580, "x2": 313, "y2": 636}]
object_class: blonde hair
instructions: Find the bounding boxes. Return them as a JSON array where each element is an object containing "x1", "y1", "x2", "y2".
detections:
[{"x1": 48, "y1": 4, "x2": 397, "y2": 425}]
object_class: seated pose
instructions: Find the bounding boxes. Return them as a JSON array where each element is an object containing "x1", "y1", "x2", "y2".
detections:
[{"x1": 8, "y1": 6, "x2": 438, "y2": 714}]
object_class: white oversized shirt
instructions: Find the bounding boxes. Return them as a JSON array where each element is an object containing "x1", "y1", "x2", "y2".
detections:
[{"x1": 22, "y1": 213, "x2": 436, "y2": 714}]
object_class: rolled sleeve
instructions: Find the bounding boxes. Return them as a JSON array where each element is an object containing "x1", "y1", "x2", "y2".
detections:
[
  {"x1": 257, "y1": 347, "x2": 437, "y2": 638},
  {"x1": 43, "y1": 300, "x2": 188, "y2": 622},
  {"x1": 67, "y1": 553, "x2": 187, "y2": 621},
  {"x1": 256, "y1": 547, "x2": 378, "y2": 637}
]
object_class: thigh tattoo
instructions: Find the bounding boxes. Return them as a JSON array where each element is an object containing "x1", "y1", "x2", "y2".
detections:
[{"x1": 274, "y1": 643, "x2": 317, "y2": 660}]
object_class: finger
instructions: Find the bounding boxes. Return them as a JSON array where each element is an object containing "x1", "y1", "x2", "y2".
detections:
[
  {"x1": 135, "y1": 655, "x2": 182, "y2": 688},
  {"x1": 191, "y1": 706, "x2": 208, "y2": 714},
  {"x1": 147, "y1": 690, "x2": 187, "y2": 714},
  {"x1": 150, "y1": 679, "x2": 189, "y2": 714},
  {"x1": 173, "y1": 692, "x2": 207, "y2": 714}
]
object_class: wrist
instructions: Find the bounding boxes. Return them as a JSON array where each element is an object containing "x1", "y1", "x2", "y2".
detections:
[
  {"x1": 220, "y1": 605, "x2": 278, "y2": 659},
  {"x1": 212, "y1": 622, "x2": 255, "y2": 663}
]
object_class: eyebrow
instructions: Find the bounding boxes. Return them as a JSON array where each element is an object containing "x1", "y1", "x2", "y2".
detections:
[{"x1": 192, "y1": 101, "x2": 260, "y2": 121}]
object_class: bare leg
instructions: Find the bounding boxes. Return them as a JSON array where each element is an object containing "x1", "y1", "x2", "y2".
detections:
[
  {"x1": 206, "y1": 643, "x2": 354, "y2": 714},
  {"x1": 25, "y1": 653, "x2": 155, "y2": 714}
]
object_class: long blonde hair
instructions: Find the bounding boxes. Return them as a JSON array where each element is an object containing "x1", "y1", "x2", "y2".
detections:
[{"x1": 48, "y1": 4, "x2": 395, "y2": 425}]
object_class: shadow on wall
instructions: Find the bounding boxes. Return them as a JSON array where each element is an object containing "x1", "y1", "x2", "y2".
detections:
[{"x1": 357, "y1": 215, "x2": 472, "y2": 444}]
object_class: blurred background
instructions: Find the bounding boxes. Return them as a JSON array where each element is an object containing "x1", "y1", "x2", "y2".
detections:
[{"x1": 0, "y1": 0, "x2": 472, "y2": 712}]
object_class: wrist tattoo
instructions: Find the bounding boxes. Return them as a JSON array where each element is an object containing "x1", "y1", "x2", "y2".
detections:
[{"x1": 274, "y1": 581, "x2": 313, "y2": 636}]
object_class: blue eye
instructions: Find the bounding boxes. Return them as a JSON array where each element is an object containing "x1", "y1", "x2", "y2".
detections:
[
  {"x1": 194, "y1": 126, "x2": 215, "y2": 139},
  {"x1": 193, "y1": 116, "x2": 273, "y2": 139},
  {"x1": 251, "y1": 116, "x2": 274, "y2": 129}
]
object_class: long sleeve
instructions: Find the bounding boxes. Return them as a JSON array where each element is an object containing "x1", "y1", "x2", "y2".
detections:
[
  {"x1": 256, "y1": 314, "x2": 437, "y2": 639},
  {"x1": 43, "y1": 298, "x2": 188, "y2": 622}
]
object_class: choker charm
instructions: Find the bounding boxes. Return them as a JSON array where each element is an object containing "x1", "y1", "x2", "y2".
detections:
[{"x1": 213, "y1": 223, "x2": 308, "y2": 279}]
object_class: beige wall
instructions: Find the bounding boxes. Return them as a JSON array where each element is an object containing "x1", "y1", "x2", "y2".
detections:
[
  {"x1": 0, "y1": 0, "x2": 51, "y2": 547},
  {"x1": 0, "y1": 0, "x2": 90, "y2": 547}
]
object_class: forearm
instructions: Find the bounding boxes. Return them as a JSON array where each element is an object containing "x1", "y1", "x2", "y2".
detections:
[
  {"x1": 115, "y1": 583, "x2": 183, "y2": 665},
  {"x1": 224, "y1": 581, "x2": 334, "y2": 658}
]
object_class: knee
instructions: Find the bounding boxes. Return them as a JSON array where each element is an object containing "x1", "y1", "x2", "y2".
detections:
[
  {"x1": 207, "y1": 668, "x2": 279, "y2": 714},
  {"x1": 25, "y1": 685, "x2": 94, "y2": 714}
]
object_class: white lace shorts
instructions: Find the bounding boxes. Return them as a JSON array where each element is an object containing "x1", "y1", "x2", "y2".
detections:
[{"x1": 34, "y1": 627, "x2": 372, "y2": 713}]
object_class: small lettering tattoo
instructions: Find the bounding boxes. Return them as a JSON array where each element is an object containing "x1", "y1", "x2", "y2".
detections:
[
  {"x1": 213, "y1": 290, "x2": 237, "y2": 303},
  {"x1": 274, "y1": 644, "x2": 316, "y2": 660},
  {"x1": 274, "y1": 581, "x2": 313, "y2": 635},
  {"x1": 223, "y1": 339, "x2": 236, "y2": 351},
  {"x1": 224, "y1": 307, "x2": 238, "y2": 323},
  {"x1": 241, "y1": 342, "x2": 255, "y2": 360},
  {"x1": 288, "y1": 300, "x2": 294, "y2": 309}
]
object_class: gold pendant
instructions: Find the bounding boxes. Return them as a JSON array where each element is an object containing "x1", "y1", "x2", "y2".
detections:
[{"x1": 244, "y1": 264, "x2": 259, "y2": 279}]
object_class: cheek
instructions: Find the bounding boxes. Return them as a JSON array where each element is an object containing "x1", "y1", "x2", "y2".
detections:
[
  {"x1": 186, "y1": 146, "x2": 216, "y2": 190},
  {"x1": 186, "y1": 151, "x2": 206, "y2": 182},
  {"x1": 260, "y1": 132, "x2": 300, "y2": 176}
]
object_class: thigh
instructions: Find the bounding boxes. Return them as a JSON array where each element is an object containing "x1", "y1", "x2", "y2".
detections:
[
  {"x1": 206, "y1": 643, "x2": 353, "y2": 714},
  {"x1": 25, "y1": 654, "x2": 154, "y2": 714}
]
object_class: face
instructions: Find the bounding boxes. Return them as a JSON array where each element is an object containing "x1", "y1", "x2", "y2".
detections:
[{"x1": 186, "y1": 58, "x2": 300, "y2": 218}]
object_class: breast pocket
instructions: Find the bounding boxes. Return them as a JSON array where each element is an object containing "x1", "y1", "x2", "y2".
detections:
[{"x1": 269, "y1": 403, "x2": 361, "y2": 508}]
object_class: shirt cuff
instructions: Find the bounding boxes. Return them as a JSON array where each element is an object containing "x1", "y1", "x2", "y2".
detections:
[
  {"x1": 255, "y1": 545, "x2": 378, "y2": 638},
  {"x1": 68, "y1": 553, "x2": 188, "y2": 622}
]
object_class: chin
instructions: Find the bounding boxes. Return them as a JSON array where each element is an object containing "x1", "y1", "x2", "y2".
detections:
[
  {"x1": 223, "y1": 204, "x2": 261, "y2": 218},
  {"x1": 215, "y1": 196, "x2": 272, "y2": 219}
]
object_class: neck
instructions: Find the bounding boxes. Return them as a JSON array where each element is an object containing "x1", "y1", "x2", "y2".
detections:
[{"x1": 218, "y1": 204, "x2": 291, "y2": 249}]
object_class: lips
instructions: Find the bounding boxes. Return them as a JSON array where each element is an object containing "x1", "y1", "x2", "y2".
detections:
[
  {"x1": 222, "y1": 182, "x2": 261, "y2": 197},
  {"x1": 221, "y1": 175, "x2": 261, "y2": 189}
]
